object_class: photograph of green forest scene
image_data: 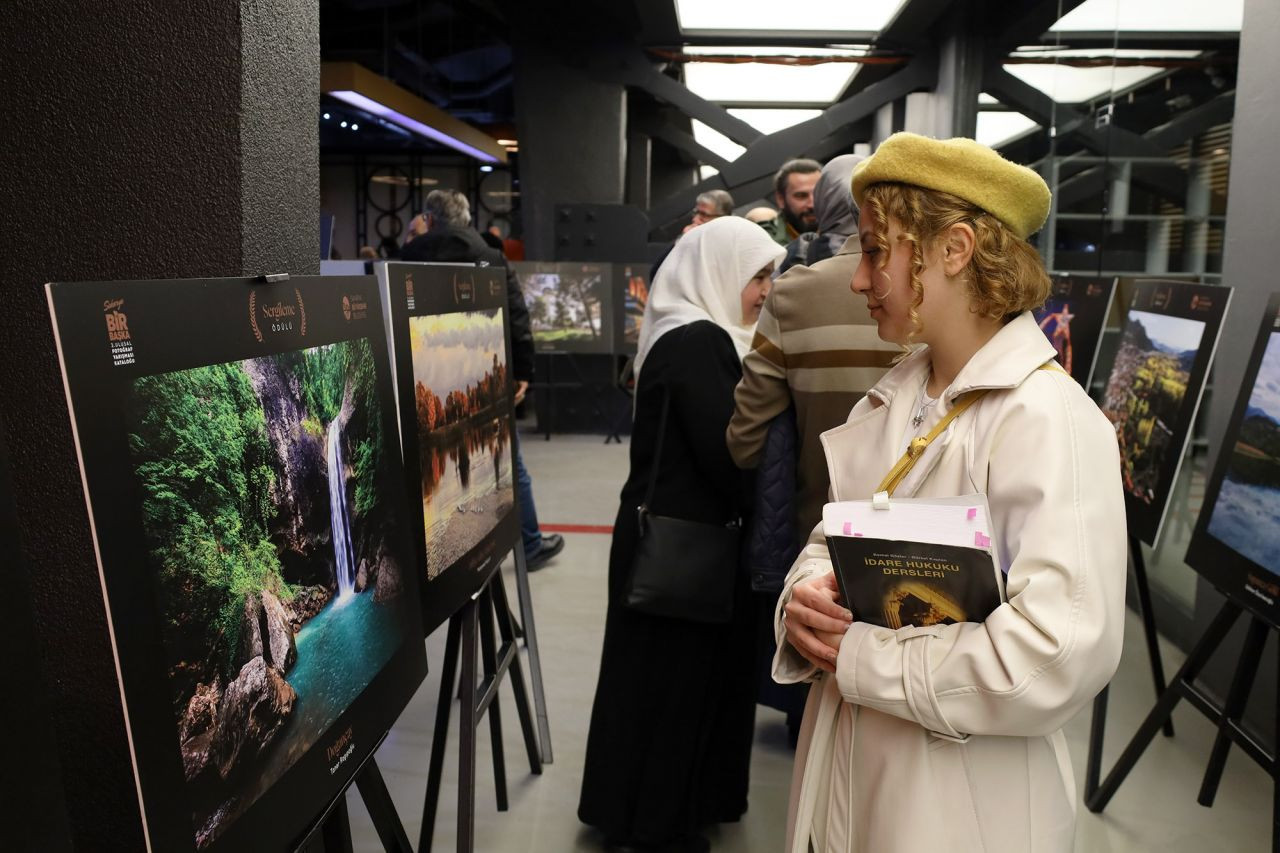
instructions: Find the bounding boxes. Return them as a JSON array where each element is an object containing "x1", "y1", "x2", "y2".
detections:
[
  {"x1": 516, "y1": 263, "x2": 611, "y2": 351},
  {"x1": 410, "y1": 308, "x2": 514, "y2": 578},
  {"x1": 1101, "y1": 309, "x2": 1206, "y2": 504},
  {"x1": 126, "y1": 337, "x2": 410, "y2": 849},
  {"x1": 1208, "y1": 330, "x2": 1280, "y2": 576}
]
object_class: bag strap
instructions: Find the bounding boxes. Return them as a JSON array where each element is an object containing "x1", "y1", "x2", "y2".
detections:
[
  {"x1": 875, "y1": 361, "x2": 1065, "y2": 497},
  {"x1": 641, "y1": 384, "x2": 672, "y2": 512}
]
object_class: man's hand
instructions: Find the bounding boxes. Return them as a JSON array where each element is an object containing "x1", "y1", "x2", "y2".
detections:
[
  {"x1": 783, "y1": 572, "x2": 852, "y2": 674},
  {"x1": 514, "y1": 380, "x2": 529, "y2": 406}
]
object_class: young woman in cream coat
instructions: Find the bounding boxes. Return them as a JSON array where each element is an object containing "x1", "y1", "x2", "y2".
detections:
[{"x1": 774, "y1": 134, "x2": 1127, "y2": 853}]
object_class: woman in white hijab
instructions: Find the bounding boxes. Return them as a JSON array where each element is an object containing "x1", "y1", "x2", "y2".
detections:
[{"x1": 580, "y1": 217, "x2": 785, "y2": 853}]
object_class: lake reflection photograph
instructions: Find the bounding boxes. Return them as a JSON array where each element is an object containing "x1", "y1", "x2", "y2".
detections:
[
  {"x1": 1208, "y1": 331, "x2": 1280, "y2": 576},
  {"x1": 409, "y1": 308, "x2": 515, "y2": 579},
  {"x1": 125, "y1": 338, "x2": 409, "y2": 848}
]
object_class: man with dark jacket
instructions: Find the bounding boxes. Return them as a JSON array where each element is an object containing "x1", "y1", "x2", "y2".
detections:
[{"x1": 403, "y1": 189, "x2": 565, "y2": 570}]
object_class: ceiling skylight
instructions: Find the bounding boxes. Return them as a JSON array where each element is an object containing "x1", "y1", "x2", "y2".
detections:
[
  {"x1": 684, "y1": 60, "x2": 856, "y2": 104},
  {"x1": 1050, "y1": 0, "x2": 1242, "y2": 32},
  {"x1": 1003, "y1": 48, "x2": 1198, "y2": 103},
  {"x1": 727, "y1": 108, "x2": 823, "y2": 134},
  {"x1": 692, "y1": 120, "x2": 746, "y2": 163},
  {"x1": 976, "y1": 110, "x2": 1041, "y2": 149},
  {"x1": 676, "y1": 0, "x2": 907, "y2": 34}
]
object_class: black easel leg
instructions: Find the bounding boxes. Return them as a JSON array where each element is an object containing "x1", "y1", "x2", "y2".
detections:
[
  {"x1": 1084, "y1": 686, "x2": 1109, "y2": 801},
  {"x1": 355, "y1": 758, "x2": 414, "y2": 853},
  {"x1": 1130, "y1": 535, "x2": 1174, "y2": 737},
  {"x1": 512, "y1": 545, "x2": 554, "y2": 763},
  {"x1": 478, "y1": 586, "x2": 510, "y2": 812},
  {"x1": 1087, "y1": 600, "x2": 1242, "y2": 813},
  {"x1": 458, "y1": 597, "x2": 479, "y2": 853},
  {"x1": 1198, "y1": 618, "x2": 1269, "y2": 807},
  {"x1": 492, "y1": 571, "x2": 545, "y2": 774},
  {"x1": 320, "y1": 799, "x2": 354, "y2": 853},
  {"x1": 419, "y1": 614, "x2": 462, "y2": 853}
]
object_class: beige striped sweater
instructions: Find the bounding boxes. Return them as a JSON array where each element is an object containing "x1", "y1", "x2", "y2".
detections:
[{"x1": 727, "y1": 237, "x2": 899, "y2": 537}]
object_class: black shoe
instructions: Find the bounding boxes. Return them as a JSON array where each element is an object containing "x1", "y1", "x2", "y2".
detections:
[{"x1": 525, "y1": 533, "x2": 564, "y2": 572}]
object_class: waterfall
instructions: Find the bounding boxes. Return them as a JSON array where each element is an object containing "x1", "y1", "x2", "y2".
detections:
[{"x1": 327, "y1": 419, "x2": 357, "y2": 601}]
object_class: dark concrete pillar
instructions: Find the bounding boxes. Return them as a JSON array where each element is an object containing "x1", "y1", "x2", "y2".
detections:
[
  {"x1": 0, "y1": 2, "x2": 318, "y2": 846},
  {"x1": 512, "y1": 39, "x2": 626, "y2": 260}
]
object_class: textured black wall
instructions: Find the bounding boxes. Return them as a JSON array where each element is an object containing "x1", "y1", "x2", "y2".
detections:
[
  {"x1": 0, "y1": 2, "x2": 318, "y2": 847},
  {"x1": 512, "y1": 39, "x2": 626, "y2": 260}
]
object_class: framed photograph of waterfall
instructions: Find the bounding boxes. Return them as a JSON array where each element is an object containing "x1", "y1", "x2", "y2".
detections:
[
  {"x1": 379, "y1": 262, "x2": 521, "y2": 635},
  {"x1": 45, "y1": 274, "x2": 427, "y2": 853},
  {"x1": 1186, "y1": 294, "x2": 1280, "y2": 629}
]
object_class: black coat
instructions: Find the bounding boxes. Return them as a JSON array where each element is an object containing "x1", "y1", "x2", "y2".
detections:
[
  {"x1": 402, "y1": 225, "x2": 535, "y2": 383},
  {"x1": 579, "y1": 320, "x2": 757, "y2": 845}
]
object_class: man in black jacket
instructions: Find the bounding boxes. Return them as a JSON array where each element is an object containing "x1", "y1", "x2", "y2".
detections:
[{"x1": 403, "y1": 189, "x2": 564, "y2": 570}]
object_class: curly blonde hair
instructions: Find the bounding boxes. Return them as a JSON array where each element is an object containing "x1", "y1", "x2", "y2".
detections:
[{"x1": 861, "y1": 182, "x2": 1051, "y2": 340}]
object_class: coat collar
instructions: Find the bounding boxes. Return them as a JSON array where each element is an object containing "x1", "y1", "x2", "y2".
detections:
[{"x1": 864, "y1": 311, "x2": 1057, "y2": 411}]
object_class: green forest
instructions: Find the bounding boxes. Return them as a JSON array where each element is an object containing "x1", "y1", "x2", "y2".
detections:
[{"x1": 128, "y1": 338, "x2": 384, "y2": 703}]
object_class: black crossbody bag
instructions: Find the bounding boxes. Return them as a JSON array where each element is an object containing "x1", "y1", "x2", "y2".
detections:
[{"x1": 623, "y1": 386, "x2": 741, "y2": 624}]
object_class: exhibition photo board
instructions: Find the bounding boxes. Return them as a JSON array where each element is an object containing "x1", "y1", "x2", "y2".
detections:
[
  {"x1": 1099, "y1": 279, "x2": 1231, "y2": 546},
  {"x1": 1035, "y1": 274, "x2": 1117, "y2": 389},
  {"x1": 46, "y1": 275, "x2": 428, "y2": 852},
  {"x1": 513, "y1": 261, "x2": 614, "y2": 354},
  {"x1": 380, "y1": 262, "x2": 521, "y2": 635},
  {"x1": 615, "y1": 262, "x2": 650, "y2": 355},
  {"x1": 1187, "y1": 293, "x2": 1280, "y2": 629}
]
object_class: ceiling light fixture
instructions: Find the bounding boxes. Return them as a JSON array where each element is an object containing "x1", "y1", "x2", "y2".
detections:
[
  {"x1": 351, "y1": 123, "x2": 358, "y2": 130},
  {"x1": 479, "y1": 165, "x2": 494, "y2": 173},
  {"x1": 321, "y1": 62, "x2": 506, "y2": 164},
  {"x1": 323, "y1": 112, "x2": 331, "y2": 120},
  {"x1": 496, "y1": 138, "x2": 517, "y2": 146}
]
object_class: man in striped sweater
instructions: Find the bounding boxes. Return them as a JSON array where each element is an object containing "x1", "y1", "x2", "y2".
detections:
[{"x1": 726, "y1": 236, "x2": 899, "y2": 540}]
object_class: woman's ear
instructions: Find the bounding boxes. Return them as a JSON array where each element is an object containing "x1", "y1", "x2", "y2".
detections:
[{"x1": 941, "y1": 222, "x2": 976, "y2": 276}]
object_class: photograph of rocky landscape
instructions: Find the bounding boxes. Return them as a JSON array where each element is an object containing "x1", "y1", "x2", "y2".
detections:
[
  {"x1": 410, "y1": 308, "x2": 515, "y2": 579},
  {"x1": 126, "y1": 337, "x2": 409, "y2": 848},
  {"x1": 1101, "y1": 309, "x2": 1205, "y2": 505},
  {"x1": 1208, "y1": 330, "x2": 1280, "y2": 575}
]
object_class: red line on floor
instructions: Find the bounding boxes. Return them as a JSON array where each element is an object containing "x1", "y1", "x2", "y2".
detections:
[{"x1": 541, "y1": 523, "x2": 614, "y2": 535}]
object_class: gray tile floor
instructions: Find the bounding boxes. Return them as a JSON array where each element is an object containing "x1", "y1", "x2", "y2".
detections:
[{"x1": 348, "y1": 432, "x2": 1270, "y2": 852}]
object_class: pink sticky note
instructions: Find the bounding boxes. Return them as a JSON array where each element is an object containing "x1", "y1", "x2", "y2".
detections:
[
  {"x1": 966, "y1": 507, "x2": 978, "y2": 521},
  {"x1": 974, "y1": 531, "x2": 991, "y2": 548},
  {"x1": 843, "y1": 521, "x2": 852, "y2": 536}
]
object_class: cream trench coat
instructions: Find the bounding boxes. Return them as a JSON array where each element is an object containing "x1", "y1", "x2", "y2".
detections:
[{"x1": 773, "y1": 311, "x2": 1127, "y2": 853}]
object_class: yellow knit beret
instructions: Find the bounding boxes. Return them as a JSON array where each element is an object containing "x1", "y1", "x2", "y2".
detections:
[{"x1": 850, "y1": 132, "x2": 1052, "y2": 240}]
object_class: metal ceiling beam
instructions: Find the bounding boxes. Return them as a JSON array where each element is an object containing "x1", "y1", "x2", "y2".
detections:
[
  {"x1": 635, "y1": 118, "x2": 734, "y2": 172},
  {"x1": 646, "y1": 55, "x2": 935, "y2": 229},
  {"x1": 830, "y1": 0, "x2": 953, "y2": 104},
  {"x1": 595, "y1": 45, "x2": 764, "y2": 147},
  {"x1": 992, "y1": 0, "x2": 1089, "y2": 52}
]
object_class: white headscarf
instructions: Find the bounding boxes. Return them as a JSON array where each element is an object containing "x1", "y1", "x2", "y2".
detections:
[{"x1": 635, "y1": 216, "x2": 786, "y2": 378}]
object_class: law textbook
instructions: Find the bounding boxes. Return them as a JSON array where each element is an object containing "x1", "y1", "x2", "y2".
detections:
[{"x1": 823, "y1": 495, "x2": 1004, "y2": 628}]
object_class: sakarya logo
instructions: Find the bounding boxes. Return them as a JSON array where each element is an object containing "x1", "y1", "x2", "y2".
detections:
[{"x1": 250, "y1": 288, "x2": 307, "y2": 342}]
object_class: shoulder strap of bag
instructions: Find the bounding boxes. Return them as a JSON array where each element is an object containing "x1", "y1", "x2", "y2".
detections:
[
  {"x1": 875, "y1": 361, "x2": 1064, "y2": 497},
  {"x1": 641, "y1": 385, "x2": 672, "y2": 513}
]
